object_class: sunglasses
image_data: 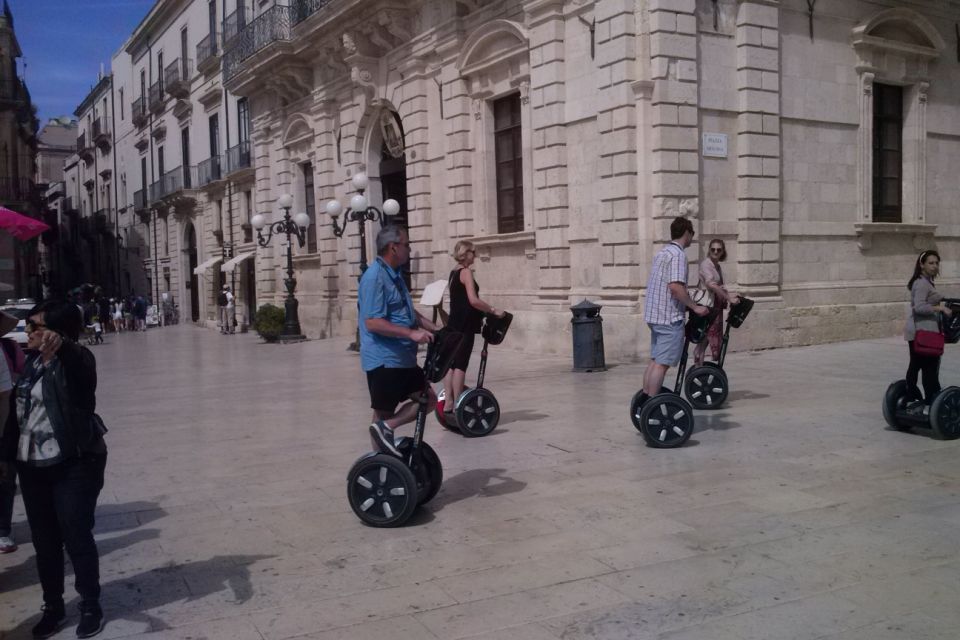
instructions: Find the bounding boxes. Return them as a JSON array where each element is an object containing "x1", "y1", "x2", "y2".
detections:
[
  {"x1": 25, "y1": 321, "x2": 46, "y2": 333},
  {"x1": 710, "y1": 247, "x2": 723, "y2": 253}
]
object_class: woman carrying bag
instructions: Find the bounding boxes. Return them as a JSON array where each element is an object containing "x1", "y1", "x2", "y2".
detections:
[{"x1": 905, "y1": 250, "x2": 953, "y2": 404}]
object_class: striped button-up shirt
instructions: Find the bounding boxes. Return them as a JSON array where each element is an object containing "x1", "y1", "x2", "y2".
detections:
[{"x1": 644, "y1": 242, "x2": 689, "y2": 325}]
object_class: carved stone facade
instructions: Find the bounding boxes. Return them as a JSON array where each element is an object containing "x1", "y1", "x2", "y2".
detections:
[{"x1": 95, "y1": 0, "x2": 960, "y2": 357}]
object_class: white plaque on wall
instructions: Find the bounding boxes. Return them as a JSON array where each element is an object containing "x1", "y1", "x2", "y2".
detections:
[{"x1": 702, "y1": 133, "x2": 728, "y2": 158}]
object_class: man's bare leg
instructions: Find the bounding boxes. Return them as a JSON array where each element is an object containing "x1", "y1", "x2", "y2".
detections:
[{"x1": 643, "y1": 361, "x2": 669, "y2": 397}]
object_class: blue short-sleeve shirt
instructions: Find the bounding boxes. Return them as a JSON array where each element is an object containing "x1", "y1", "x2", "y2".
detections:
[{"x1": 358, "y1": 257, "x2": 418, "y2": 371}]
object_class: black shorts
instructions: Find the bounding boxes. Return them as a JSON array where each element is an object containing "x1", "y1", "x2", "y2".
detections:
[
  {"x1": 450, "y1": 331, "x2": 476, "y2": 372},
  {"x1": 366, "y1": 366, "x2": 425, "y2": 413}
]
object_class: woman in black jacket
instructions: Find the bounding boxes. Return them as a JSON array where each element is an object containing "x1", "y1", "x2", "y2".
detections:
[{"x1": 0, "y1": 300, "x2": 107, "y2": 638}]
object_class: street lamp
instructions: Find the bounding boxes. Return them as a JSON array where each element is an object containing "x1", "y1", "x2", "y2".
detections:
[
  {"x1": 251, "y1": 193, "x2": 312, "y2": 342},
  {"x1": 327, "y1": 171, "x2": 401, "y2": 350}
]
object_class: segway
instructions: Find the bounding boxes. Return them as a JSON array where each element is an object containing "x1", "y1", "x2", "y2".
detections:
[
  {"x1": 346, "y1": 328, "x2": 464, "y2": 527},
  {"x1": 629, "y1": 311, "x2": 712, "y2": 448},
  {"x1": 883, "y1": 298, "x2": 960, "y2": 440},
  {"x1": 435, "y1": 312, "x2": 513, "y2": 437},
  {"x1": 683, "y1": 297, "x2": 754, "y2": 410}
]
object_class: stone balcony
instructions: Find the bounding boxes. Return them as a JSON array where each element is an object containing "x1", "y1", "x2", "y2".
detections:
[
  {"x1": 164, "y1": 58, "x2": 193, "y2": 98},
  {"x1": 92, "y1": 116, "x2": 112, "y2": 150},
  {"x1": 132, "y1": 96, "x2": 148, "y2": 128},
  {"x1": 148, "y1": 81, "x2": 165, "y2": 113},
  {"x1": 197, "y1": 31, "x2": 220, "y2": 73}
]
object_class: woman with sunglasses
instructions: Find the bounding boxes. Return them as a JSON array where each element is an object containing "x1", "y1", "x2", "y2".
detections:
[
  {"x1": 905, "y1": 249, "x2": 953, "y2": 404},
  {"x1": 0, "y1": 300, "x2": 107, "y2": 638},
  {"x1": 441, "y1": 240, "x2": 505, "y2": 422},
  {"x1": 693, "y1": 239, "x2": 740, "y2": 367}
]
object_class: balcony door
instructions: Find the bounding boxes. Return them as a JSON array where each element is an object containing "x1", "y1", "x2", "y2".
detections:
[{"x1": 181, "y1": 127, "x2": 191, "y2": 188}]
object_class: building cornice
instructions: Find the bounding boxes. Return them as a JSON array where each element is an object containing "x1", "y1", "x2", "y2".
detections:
[
  {"x1": 124, "y1": 0, "x2": 190, "y2": 57},
  {"x1": 74, "y1": 74, "x2": 112, "y2": 118}
]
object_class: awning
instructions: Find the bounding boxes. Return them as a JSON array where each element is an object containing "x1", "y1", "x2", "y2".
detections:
[
  {"x1": 221, "y1": 251, "x2": 255, "y2": 273},
  {"x1": 193, "y1": 256, "x2": 222, "y2": 275}
]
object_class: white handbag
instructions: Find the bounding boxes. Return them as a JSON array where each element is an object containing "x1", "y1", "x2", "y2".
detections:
[{"x1": 689, "y1": 286, "x2": 714, "y2": 309}]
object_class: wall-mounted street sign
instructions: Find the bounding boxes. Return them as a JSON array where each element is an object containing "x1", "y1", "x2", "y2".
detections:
[{"x1": 702, "y1": 133, "x2": 728, "y2": 158}]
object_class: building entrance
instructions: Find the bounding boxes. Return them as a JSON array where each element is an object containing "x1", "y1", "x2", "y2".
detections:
[{"x1": 185, "y1": 222, "x2": 199, "y2": 321}]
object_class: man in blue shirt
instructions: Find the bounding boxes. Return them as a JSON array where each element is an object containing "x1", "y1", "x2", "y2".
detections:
[{"x1": 359, "y1": 225, "x2": 437, "y2": 455}]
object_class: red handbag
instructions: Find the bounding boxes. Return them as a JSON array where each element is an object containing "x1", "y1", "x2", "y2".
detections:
[{"x1": 914, "y1": 329, "x2": 944, "y2": 356}]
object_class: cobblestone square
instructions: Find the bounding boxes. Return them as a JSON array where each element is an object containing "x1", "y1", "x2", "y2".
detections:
[{"x1": 2, "y1": 326, "x2": 959, "y2": 639}]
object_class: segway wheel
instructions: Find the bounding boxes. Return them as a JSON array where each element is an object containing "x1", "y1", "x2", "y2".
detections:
[
  {"x1": 930, "y1": 386, "x2": 960, "y2": 440},
  {"x1": 347, "y1": 454, "x2": 419, "y2": 527},
  {"x1": 434, "y1": 389, "x2": 460, "y2": 432},
  {"x1": 456, "y1": 388, "x2": 500, "y2": 437},
  {"x1": 630, "y1": 387, "x2": 672, "y2": 432},
  {"x1": 638, "y1": 394, "x2": 695, "y2": 448},
  {"x1": 684, "y1": 366, "x2": 729, "y2": 410},
  {"x1": 882, "y1": 380, "x2": 915, "y2": 431},
  {"x1": 417, "y1": 442, "x2": 444, "y2": 505}
]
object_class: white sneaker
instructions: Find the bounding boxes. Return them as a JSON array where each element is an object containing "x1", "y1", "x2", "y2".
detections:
[{"x1": 0, "y1": 535, "x2": 17, "y2": 553}]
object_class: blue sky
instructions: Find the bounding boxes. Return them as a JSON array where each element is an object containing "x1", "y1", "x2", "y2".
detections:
[{"x1": 10, "y1": 0, "x2": 155, "y2": 123}]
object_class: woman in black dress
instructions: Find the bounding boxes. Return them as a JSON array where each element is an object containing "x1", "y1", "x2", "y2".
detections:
[{"x1": 441, "y1": 241, "x2": 505, "y2": 420}]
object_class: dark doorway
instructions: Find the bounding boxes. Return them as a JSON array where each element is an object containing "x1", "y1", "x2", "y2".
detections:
[
  {"x1": 378, "y1": 110, "x2": 408, "y2": 286},
  {"x1": 185, "y1": 223, "x2": 199, "y2": 321},
  {"x1": 245, "y1": 258, "x2": 256, "y2": 327}
]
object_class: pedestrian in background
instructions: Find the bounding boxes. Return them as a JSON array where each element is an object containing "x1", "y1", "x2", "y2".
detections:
[
  {"x1": 904, "y1": 249, "x2": 952, "y2": 404},
  {"x1": 0, "y1": 310, "x2": 23, "y2": 555},
  {"x1": 1, "y1": 300, "x2": 108, "y2": 638},
  {"x1": 225, "y1": 286, "x2": 236, "y2": 334},
  {"x1": 217, "y1": 286, "x2": 230, "y2": 334}
]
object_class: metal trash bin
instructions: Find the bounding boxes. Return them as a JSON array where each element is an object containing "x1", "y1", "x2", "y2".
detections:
[{"x1": 570, "y1": 299, "x2": 606, "y2": 372}]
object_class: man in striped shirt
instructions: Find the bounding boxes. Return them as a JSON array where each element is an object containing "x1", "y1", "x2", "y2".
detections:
[{"x1": 641, "y1": 217, "x2": 709, "y2": 402}]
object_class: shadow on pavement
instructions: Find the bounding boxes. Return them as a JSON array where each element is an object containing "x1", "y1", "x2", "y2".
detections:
[
  {"x1": 430, "y1": 468, "x2": 527, "y2": 511},
  {"x1": 497, "y1": 409, "x2": 550, "y2": 426},
  {"x1": 2, "y1": 554, "x2": 273, "y2": 639},
  {"x1": 725, "y1": 389, "x2": 770, "y2": 402},
  {"x1": 2, "y1": 501, "x2": 167, "y2": 597}
]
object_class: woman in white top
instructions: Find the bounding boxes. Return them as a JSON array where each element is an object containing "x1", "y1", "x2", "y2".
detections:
[{"x1": 693, "y1": 239, "x2": 740, "y2": 367}]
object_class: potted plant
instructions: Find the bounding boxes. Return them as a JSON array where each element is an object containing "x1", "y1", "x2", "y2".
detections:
[{"x1": 253, "y1": 303, "x2": 284, "y2": 342}]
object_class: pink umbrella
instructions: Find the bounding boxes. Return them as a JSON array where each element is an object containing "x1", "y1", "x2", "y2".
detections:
[{"x1": 0, "y1": 206, "x2": 50, "y2": 241}]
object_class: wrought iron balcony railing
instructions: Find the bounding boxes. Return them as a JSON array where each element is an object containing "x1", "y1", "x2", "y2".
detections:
[
  {"x1": 197, "y1": 31, "x2": 219, "y2": 69},
  {"x1": 63, "y1": 195, "x2": 77, "y2": 212},
  {"x1": 148, "y1": 80, "x2": 165, "y2": 112},
  {"x1": 222, "y1": 6, "x2": 252, "y2": 46},
  {"x1": 133, "y1": 189, "x2": 147, "y2": 211},
  {"x1": 290, "y1": 0, "x2": 335, "y2": 26},
  {"x1": 224, "y1": 141, "x2": 252, "y2": 175},
  {"x1": 149, "y1": 166, "x2": 198, "y2": 202},
  {"x1": 223, "y1": 6, "x2": 292, "y2": 81},
  {"x1": 76, "y1": 133, "x2": 87, "y2": 153},
  {"x1": 92, "y1": 117, "x2": 112, "y2": 148},
  {"x1": 132, "y1": 96, "x2": 148, "y2": 127},
  {"x1": 164, "y1": 58, "x2": 193, "y2": 98},
  {"x1": 197, "y1": 155, "x2": 223, "y2": 186}
]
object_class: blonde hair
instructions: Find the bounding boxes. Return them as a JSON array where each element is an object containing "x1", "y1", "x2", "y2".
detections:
[{"x1": 453, "y1": 240, "x2": 475, "y2": 263}]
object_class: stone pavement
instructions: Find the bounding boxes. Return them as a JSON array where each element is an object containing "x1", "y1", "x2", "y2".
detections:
[{"x1": 2, "y1": 325, "x2": 960, "y2": 640}]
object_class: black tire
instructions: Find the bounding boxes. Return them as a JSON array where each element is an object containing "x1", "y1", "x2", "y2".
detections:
[
  {"x1": 396, "y1": 437, "x2": 444, "y2": 505},
  {"x1": 455, "y1": 388, "x2": 500, "y2": 437},
  {"x1": 684, "y1": 366, "x2": 729, "y2": 410},
  {"x1": 882, "y1": 379, "x2": 916, "y2": 431},
  {"x1": 930, "y1": 386, "x2": 960, "y2": 440},
  {"x1": 638, "y1": 394, "x2": 695, "y2": 448},
  {"x1": 347, "y1": 454, "x2": 419, "y2": 527},
  {"x1": 630, "y1": 387, "x2": 672, "y2": 432}
]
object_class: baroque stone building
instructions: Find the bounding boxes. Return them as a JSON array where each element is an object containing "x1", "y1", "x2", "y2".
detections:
[
  {"x1": 0, "y1": 1, "x2": 40, "y2": 298},
  {"x1": 97, "y1": 0, "x2": 960, "y2": 358}
]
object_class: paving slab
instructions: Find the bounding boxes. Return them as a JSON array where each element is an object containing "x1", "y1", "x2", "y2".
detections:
[{"x1": 1, "y1": 326, "x2": 959, "y2": 639}]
